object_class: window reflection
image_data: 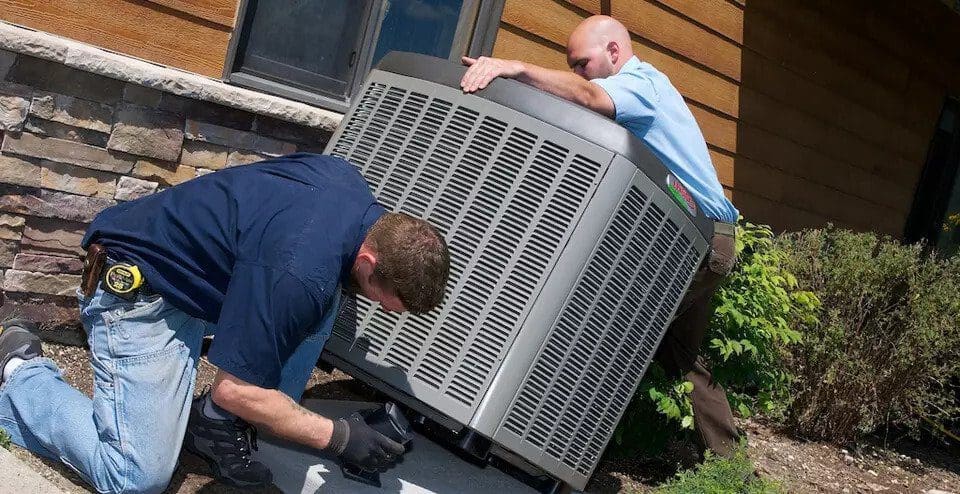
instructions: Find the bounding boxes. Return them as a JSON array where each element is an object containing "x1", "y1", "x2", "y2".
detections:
[{"x1": 372, "y1": 0, "x2": 466, "y2": 67}]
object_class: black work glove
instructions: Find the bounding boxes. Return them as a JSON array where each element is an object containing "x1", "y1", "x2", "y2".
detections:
[{"x1": 324, "y1": 412, "x2": 406, "y2": 471}]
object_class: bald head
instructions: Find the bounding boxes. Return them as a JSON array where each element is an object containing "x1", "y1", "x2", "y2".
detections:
[{"x1": 567, "y1": 15, "x2": 633, "y2": 80}]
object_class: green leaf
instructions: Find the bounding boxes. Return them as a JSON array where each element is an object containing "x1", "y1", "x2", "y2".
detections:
[{"x1": 730, "y1": 340, "x2": 743, "y2": 355}]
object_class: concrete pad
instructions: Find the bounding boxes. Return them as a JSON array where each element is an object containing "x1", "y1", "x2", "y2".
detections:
[
  {"x1": 253, "y1": 400, "x2": 538, "y2": 494},
  {"x1": 0, "y1": 445, "x2": 66, "y2": 493}
]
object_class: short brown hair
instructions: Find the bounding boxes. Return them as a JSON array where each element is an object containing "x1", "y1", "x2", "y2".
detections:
[{"x1": 365, "y1": 212, "x2": 450, "y2": 314}]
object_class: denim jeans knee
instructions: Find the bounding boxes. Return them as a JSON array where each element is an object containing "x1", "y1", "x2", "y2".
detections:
[{"x1": 0, "y1": 287, "x2": 207, "y2": 494}]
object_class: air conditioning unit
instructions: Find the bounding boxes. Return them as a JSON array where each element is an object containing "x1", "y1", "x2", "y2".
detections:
[{"x1": 322, "y1": 52, "x2": 713, "y2": 491}]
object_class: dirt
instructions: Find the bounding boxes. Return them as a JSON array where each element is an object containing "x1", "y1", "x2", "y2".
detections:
[
  {"x1": 10, "y1": 342, "x2": 960, "y2": 494},
  {"x1": 742, "y1": 419, "x2": 960, "y2": 494}
]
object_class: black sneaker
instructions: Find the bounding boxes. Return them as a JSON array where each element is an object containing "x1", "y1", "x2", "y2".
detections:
[
  {"x1": 0, "y1": 318, "x2": 42, "y2": 375},
  {"x1": 182, "y1": 391, "x2": 273, "y2": 488}
]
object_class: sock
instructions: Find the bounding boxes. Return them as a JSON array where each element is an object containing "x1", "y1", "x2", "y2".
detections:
[
  {"x1": 202, "y1": 393, "x2": 235, "y2": 420},
  {"x1": 3, "y1": 358, "x2": 25, "y2": 382}
]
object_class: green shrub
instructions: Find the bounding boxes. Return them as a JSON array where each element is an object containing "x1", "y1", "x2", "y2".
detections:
[
  {"x1": 615, "y1": 363, "x2": 696, "y2": 456},
  {"x1": 612, "y1": 220, "x2": 816, "y2": 455},
  {"x1": 780, "y1": 226, "x2": 960, "y2": 443},
  {"x1": 708, "y1": 222, "x2": 819, "y2": 419},
  {"x1": 653, "y1": 442, "x2": 782, "y2": 494},
  {"x1": 0, "y1": 429, "x2": 9, "y2": 449}
]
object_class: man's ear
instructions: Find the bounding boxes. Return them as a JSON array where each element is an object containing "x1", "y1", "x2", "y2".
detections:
[
  {"x1": 607, "y1": 40, "x2": 620, "y2": 65},
  {"x1": 354, "y1": 250, "x2": 378, "y2": 285}
]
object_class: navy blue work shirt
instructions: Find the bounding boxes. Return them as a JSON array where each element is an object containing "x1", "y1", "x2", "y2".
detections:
[{"x1": 82, "y1": 153, "x2": 385, "y2": 388}]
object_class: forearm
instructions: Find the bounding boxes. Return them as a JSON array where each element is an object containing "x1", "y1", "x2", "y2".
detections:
[
  {"x1": 516, "y1": 62, "x2": 614, "y2": 117},
  {"x1": 517, "y1": 63, "x2": 587, "y2": 103},
  {"x1": 212, "y1": 371, "x2": 335, "y2": 451},
  {"x1": 460, "y1": 56, "x2": 614, "y2": 117}
]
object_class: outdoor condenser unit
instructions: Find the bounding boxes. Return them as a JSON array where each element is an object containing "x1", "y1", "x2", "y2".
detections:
[{"x1": 322, "y1": 52, "x2": 714, "y2": 491}]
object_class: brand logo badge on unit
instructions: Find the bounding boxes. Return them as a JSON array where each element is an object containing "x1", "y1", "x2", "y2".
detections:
[{"x1": 666, "y1": 175, "x2": 697, "y2": 217}]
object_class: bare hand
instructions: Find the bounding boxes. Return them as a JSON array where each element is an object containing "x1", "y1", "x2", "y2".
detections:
[{"x1": 460, "y1": 56, "x2": 524, "y2": 93}]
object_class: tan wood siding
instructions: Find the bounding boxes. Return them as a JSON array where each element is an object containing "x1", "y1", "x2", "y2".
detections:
[
  {"x1": 691, "y1": 106, "x2": 736, "y2": 154},
  {"x1": 492, "y1": 25, "x2": 569, "y2": 71},
  {"x1": 0, "y1": 0, "x2": 235, "y2": 78},
  {"x1": 493, "y1": 0, "x2": 960, "y2": 235},
  {"x1": 652, "y1": 0, "x2": 743, "y2": 44},
  {"x1": 146, "y1": 0, "x2": 238, "y2": 28},
  {"x1": 612, "y1": 0, "x2": 741, "y2": 81},
  {"x1": 811, "y1": 0, "x2": 960, "y2": 93},
  {"x1": 500, "y1": 0, "x2": 740, "y2": 120},
  {"x1": 565, "y1": 0, "x2": 601, "y2": 14},
  {"x1": 747, "y1": 0, "x2": 911, "y2": 94}
]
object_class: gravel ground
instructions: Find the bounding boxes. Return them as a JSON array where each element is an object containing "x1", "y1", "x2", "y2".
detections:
[{"x1": 9, "y1": 342, "x2": 960, "y2": 494}]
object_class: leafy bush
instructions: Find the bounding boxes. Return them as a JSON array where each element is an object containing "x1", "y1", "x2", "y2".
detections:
[
  {"x1": 612, "y1": 221, "x2": 816, "y2": 455},
  {"x1": 615, "y1": 363, "x2": 696, "y2": 456},
  {"x1": 780, "y1": 227, "x2": 960, "y2": 443},
  {"x1": 0, "y1": 429, "x2": 9, "y2": 449},
  {"x1": 708, "y1": 222, "x2": 819, "y2": 419},
  {"x1": 653, "y1": 442, "x2": 782, "y2": 494}
]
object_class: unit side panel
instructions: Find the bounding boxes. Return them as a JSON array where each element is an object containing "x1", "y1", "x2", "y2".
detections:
[
  {"x1": 492, "y1": 157, "x2": 709, "y2": 489},
  {"x1": 468, "y1": 155, "x2": 637, "y2": 433}
]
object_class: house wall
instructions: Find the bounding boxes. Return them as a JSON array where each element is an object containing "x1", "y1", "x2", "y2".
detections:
[
  {"x1": 0, "y1": 32, "x2": 335, "y2": 329},
  {"x1": 3, "y1": 0, "x2": 959, "y2": 234},
  {"x1": 493, "y1": 0, "x2": 960, "y2": 235},
  {"x1": 0, "y1": 0, "x2": 958, "y2": 327},
  {"x1": 0, "y1": 0, "x2": 239, "y2": 77}
]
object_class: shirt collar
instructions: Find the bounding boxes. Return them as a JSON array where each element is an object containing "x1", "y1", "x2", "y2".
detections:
[{"x1": 618, "y1": 56, "x2": 642, "y2": 75}]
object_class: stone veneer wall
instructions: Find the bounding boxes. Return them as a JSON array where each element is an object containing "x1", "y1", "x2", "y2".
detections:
[{"x1": 0, "y1": 43, "x2": 342, "y2": 335}]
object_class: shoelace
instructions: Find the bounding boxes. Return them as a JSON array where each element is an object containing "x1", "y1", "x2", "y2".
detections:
[{"x1": 231, "y1": 420, "x2": 259, "y2": 466}]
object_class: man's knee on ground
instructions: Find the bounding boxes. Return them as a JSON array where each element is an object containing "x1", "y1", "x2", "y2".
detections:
[
  {"x1": 81, "y1": 442, "x2": 177, "y2": 494},
  {"x1": 121, "y1": 459, "x2": 177, "y2": 494}
]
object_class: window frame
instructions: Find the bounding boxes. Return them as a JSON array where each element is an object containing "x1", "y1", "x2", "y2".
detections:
[
  {"x1": 904, "y1": 96, "x2": 960, "y2": 250},
  {"x1": 223, "y1": 0, "x2": 505, "y2": 113}
]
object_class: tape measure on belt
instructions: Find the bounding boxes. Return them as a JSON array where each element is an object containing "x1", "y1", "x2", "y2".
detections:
[{"x1": 102, "y1": 263, "x2": 144, "y2": 300}]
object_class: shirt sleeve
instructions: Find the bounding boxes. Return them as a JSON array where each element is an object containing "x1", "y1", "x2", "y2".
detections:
[
  {"x1": 591, "y1": 70, "x2": 660, "y2": 129},
  {"x1": 207, "y1": 261, "x2": 326, "y2": 388}
]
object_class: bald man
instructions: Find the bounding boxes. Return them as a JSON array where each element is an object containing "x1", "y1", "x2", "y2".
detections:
[{"x1": 461, "y1": 15, "x2": 742, "y2": 458}]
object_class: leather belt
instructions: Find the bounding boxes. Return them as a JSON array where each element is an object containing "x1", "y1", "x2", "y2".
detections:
[
  {"x1": 713, "y1": 221, "x2": 736, "y2": 238},
  {"x1": 81, "y1": 244, "x2": 155, "y2": 300}
]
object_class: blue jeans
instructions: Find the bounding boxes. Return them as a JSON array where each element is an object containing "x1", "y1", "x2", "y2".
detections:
[{"x1": 0, "y1": 286, "x2": 338, "y2": 493}]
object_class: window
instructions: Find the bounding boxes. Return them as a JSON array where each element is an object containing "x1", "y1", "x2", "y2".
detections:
[
  {"x1": 905, "y1": 97, "x2": 960, "y2": 255},
  {"x1": 226, "y1": 0, "x2": 504, "y2": 112}
]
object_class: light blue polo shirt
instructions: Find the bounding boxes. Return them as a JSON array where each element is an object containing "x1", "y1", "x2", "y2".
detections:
[{"x1": 591, "y1": 56, "x2": 738, "y2": 223}]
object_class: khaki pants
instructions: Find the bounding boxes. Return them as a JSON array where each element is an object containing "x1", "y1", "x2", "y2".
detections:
[{"x1": 654, "y1": 227, "x2": 740, "y2": 458}]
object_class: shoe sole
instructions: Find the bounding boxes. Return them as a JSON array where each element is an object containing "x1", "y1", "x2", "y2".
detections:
[
  {"x1": 0, "y1": 318, "x2": 39, "y2": 335},
  {"x1": 0, "y1": 321, "x2": 43, "y2": 371}
]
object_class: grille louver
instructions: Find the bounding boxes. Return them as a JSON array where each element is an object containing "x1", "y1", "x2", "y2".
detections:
[
  {"x1": 498, "y1": 186, "x2": 701, "y2": 477},
  {"x1": 330, "y1": 79, "x2": 607, "y2": 414}
]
